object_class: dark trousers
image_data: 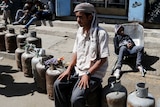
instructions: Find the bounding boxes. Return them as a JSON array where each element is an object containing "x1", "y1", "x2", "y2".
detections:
[{"x1": 54, "y1": 72, "x2": 102, "y2": 107}]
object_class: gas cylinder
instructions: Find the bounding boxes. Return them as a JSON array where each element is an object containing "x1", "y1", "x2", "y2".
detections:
[
  {"x1": 46, "y1": 64, "x2": 62, "y2": 100},
  {"x1": 16, "y1": 30, "x2": 27, "y2": 48},
  {"x1": 26, "y1": 31, "x2": 42, "y2": 48},
  {"x1": 31, "y1": 48, "x2": 46, "y2": 83},
  {"x1": 21, "y1": 44, "x2": 35, "y2": 77},
  {"x1": 127, "y1": 82, "x2": 155, "y2": 107},
  {"x1": 0, "y1": 25, "x2": 6, "y2": 31},
  {"x1": 101, "y1": 76, "x2": 127, "y2": 107},
  {"x1": 15, "y1": 43, "x2": 25, "y2": 71},
  {"x1": 0, "y1": 29, "x2": 6, "y2": 51},
  {"x1": 5, "y1": 28, "x2": 17, "y2": 53},
  {"x1": 157, "y1": 98, "x2": 160, "y2": 107},
  {"x1": 36, "y1": 57, "x2": 47, "y2": 93}
]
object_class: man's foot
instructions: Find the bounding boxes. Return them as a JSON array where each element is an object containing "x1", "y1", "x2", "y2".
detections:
[
  {"x1": 138, "y1": 66, "x2": 146, "y2": 77},
  {"x1": 113, "y1": 69, "x2": 121, "y2": 79},
  {"x1": 22, "y1": 27, "x2": 28, "y2": 33}
]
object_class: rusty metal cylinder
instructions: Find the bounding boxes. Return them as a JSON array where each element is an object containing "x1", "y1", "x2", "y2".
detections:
[
  {"x1": 35, "y1": 57, "x2": 47, "y2": 92},
  {"x1": 101, "y1": 76, "x2": 127, "y2": 107},
  {"x1": 46, "y1": 64, "x2": 61, "y2": 100},
  {"x1": 5, "y1": 28, "x2": 17, "y2": 53},
  {"x1": 16, "y1": 30, "x2": 27, "y2": 48},
  {"x1": 21, "y1": 45, "x2": 35, "y2": 77},
  {"x1": 0, "y1": 31, "x2": 6, "y2": 51},
  {"x1": 15, "y1": 43, "x2": 25, "y2": 71},
  {"x1": 127, "y1": 82, "x2": 155, "y2": 107},
  {"x1": 32, "y1": 48, "x2": 46, "y2": 83},
  {"x1": 0, "y1": 25, "x2": 6, "y2": 31},
  {"x1": 26, "y1": 31, "x2": 42, "y2": 48}
]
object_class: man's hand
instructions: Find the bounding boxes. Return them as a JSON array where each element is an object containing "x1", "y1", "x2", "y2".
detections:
[
  {"x1": 58, "y1": 69, "x2": 71, "y2": 81},
  {"x1": 78, "y1": 74, "x2": 90, "y2": 89}
]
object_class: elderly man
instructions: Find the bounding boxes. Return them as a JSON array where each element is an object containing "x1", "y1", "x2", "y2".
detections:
[{"x1": 54, "y1": 2, "x2": 109, "y2": 107}]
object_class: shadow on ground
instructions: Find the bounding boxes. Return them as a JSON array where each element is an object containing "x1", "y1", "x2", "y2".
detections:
[
  {"x1": 142, "y1": 53, "x2": 159, "y2": 71},
  {"x1": 0, "y1": 65, "x2": 38, "y2": 97},
  {"x1": 122, "y1": 53, "x2": 159, "y2": 72},
  {"x1": 117, "y1": 53, "x2": 159, "y2": 79},
  {"x1": 0, "y1": 65, "x2": 18, "y2": 74},
  {"x1": 0, "y1": 74, "x2": 35, "y2": 97}
]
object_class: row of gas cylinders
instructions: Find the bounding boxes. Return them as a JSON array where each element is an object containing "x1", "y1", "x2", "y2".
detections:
[
  {"x1": 3, "y1": 28, "x2": 65, "y2": 100},
  {"x1": 2, "y1": 27, "x2": 157, "y2": 106},
  {"x1": 101, "y1": 76, "x2": 155, "y2": 107},
  {"x1": 15, "y1": 42, "x2": 65, "y2": 100},
  {"x1": 0, "y1": 27, "x2": 41, "y2": 53}
]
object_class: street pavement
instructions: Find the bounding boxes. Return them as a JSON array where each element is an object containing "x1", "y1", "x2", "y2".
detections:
[{"x1": 0, "y1": 20, "x2": 160, "y2": 107}]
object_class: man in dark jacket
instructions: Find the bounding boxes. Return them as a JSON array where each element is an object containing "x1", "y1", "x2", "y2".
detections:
[{"x1": 113, "y1": 25, "x2": 146, "y2": 79}]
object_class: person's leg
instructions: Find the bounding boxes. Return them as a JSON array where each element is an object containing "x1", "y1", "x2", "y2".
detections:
[
  {"x1": 116, "y1": 46, "x2": 129, "y2": 69},
  {"x1": 54, "y1": 73, "x2": 78, "y2": 107},
  {"x1": 114, "y1": 46, "x2": 129, "y2": 79},
  {"x1": 3, "y1": 10, "x2": 12, "y2": 24},
  {"x1": 24, "y1": 16, "x2": 37, "y2": 29},
  {"x1": 17, "y1": 13, "x2": 31, "y2": 24},
  {"x1": 8, "y1": 10, "x2": 12, "y2": 24},
  {"x1": 3, "y1": 10, "x2": 8, "y2": 24},
  {"x1": 129, "y1": 46, "x2": 146, "y2": 76},
  {"x1": 128, "y1": 46, "x2": 144, "y2": 67},
  {"x1": 15, "y1": 9, "x2": 23, "y2": 22},
  {"x1": 71, "y1": 77, "x2": 101, "y2": 107}
]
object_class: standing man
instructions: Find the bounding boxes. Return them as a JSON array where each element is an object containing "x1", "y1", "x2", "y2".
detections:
[
  {"x1": 0, "y1": 0, "x2": 13, "y2": 25},
  {"x1": 54, "y1": 2, "x2": 109, "y2": 107}
]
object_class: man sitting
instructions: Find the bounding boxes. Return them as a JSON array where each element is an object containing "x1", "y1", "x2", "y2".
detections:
[
  {"x1": 22, "y1": 0, "x2": 53, "y2": 31},
  {"x1": 113, "y1": 25, "x2": 146, "y2": 79},
  {"x1": 13, "y1": 1, "x2": 33, "y2": 25}
]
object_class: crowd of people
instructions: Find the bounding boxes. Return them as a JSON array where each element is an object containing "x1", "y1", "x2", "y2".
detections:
[{"x1": 0, "y1": 0, "x2": 54, "y2": 31}]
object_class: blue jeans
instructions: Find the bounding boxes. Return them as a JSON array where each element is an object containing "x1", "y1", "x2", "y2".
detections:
[
  {"x1": 24, "y1": 11, "x2": 52, "y2": 29},
  {"x1": 116, "y1": 45, "x2": 144, "y2": 69},
  {"x1": 25, "y1": 16, "x2": 37, "y2": 29},
  {"x1": 15, "y1": 9, "x2": 23, "y2": 21}
]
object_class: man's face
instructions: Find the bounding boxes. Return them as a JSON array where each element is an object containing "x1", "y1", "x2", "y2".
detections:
[
  {"x1": 75, "y1": 11, "x2": 92, "y2": 28},
  {"x1": 117, "y1": 27, "x2": 124, "y2": 35}
]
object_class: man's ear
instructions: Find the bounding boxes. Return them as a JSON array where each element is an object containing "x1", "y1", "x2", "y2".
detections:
[{"x1": 88, "y1": 14, "x2": 93, "y2": 21}]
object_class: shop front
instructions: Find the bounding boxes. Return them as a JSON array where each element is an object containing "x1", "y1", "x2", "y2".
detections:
[
  {"x1": 53, "y1": 0, "x2": 160, "y2": 27},
  {"x1": 72, "y1": 0, "x2": 128, "y2": 16}
]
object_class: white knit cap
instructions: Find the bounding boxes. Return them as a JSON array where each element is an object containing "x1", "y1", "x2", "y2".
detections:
[
  {"x1": 74, "y1": 3, "x2": 96, "y2": 13},
  {"x1": 115, "y1": 24, "x2": 124, "y2": 33}
]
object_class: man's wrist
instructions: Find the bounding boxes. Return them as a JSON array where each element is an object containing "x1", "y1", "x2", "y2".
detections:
[{"x1": 86, "y1": 71, "x2": 91, "y2": 77}]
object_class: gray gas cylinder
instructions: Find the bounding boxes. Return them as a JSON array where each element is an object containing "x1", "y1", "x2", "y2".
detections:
[
  {"x1": 16, "y1": 30, "x2": 27, "y2": 48},
  {"x1": 0, "y1": 29, "x2": 6, "y2": 51},
  {"x1": 31, "y1": 48, "x2": 46, "y2": 83},
  {"x1": 21, "y1": 44, "x2": 35, "y2": 77},
  {"x1": 15, "y1": 43, "x2": 25, "y2": 71},
  {"x1": 5, "y1": 28, "x2": 17, "y2": 53},
  {"x1": 35, "y1": 57, "x2": 47, "y2": 92},
  {"x1": 127, "y1": 82, "x2": 155, "y2": 107},
  {"x1": 26, "y1": 31, "x2": 42, "y2": 48},
  {"x1": 101, "y1": 76, "x2": 127, "y2": 107},
  {"x1": 157, "y1": 98, "x2": 160, "y2": 107},
  {"x1": 46, "y1": 64, "x2": 62, "y2": 100}
]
